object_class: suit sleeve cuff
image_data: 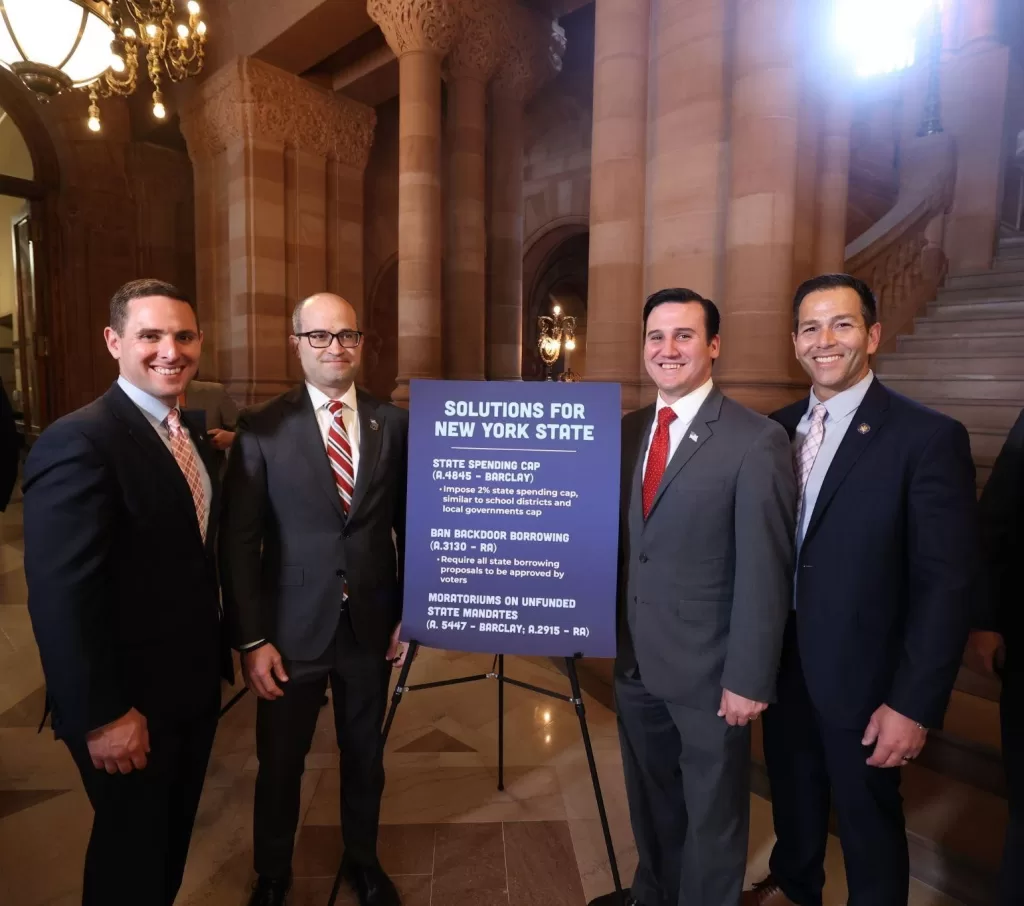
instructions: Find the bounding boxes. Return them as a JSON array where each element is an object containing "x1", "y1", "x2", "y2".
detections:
[{"x1": 238, "y1": 639, "x2": 267, "y2": 652}]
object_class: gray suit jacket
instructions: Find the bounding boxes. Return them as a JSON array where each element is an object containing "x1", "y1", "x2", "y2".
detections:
[
  {"x1": 616, "y1": 387, "x2": 797, "y2": 711},
  {"x1": 185, "y1": 380, "x2": 238, "y2": 433},
  {"x1": 219, "y1": 385, "x2": 408, "y2": 661}
]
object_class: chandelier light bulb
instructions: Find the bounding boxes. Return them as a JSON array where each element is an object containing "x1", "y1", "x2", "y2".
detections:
[
  {"x1": 196, "y1": 20, "x2": 206, "y2": 35},
  {"x1": 553, "y1": 305, "x2": 561, "y2": 315},
  {"x1": 153, "y1": 102, "x2": 166, "y2": 118},
  {"x1": 145, "y1": 22, "x2": 158, "y2": 38},
  {"x1": 565, "y1": 338, "x2": 576, "y2": 351},
  {"x1": 88, "y1": 115, "x2": 101, "y2": 132},
  {"x1": 123, "y1": 26, "x2": 137, "y2": 38},
  {"x1": 176, "y1": 24, "x2": 189, "y2": 39},
  {"x1": 110, "y1": 54, "x2": 126, "y2": 73},
  {"x1": 187, "y1": 0, "x2": 201, "y2": 13}
]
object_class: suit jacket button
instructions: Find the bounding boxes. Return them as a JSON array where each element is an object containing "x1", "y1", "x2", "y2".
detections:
[
  {"x1": 638, "y1": 553, "x2": 648, "y2": 564},
  {"x1": 336, "y1": 569, "x2": 345, "y2": 578}
]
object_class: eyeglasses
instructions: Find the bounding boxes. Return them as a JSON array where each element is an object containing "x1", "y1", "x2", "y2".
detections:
[{"x1": 294, "y1": 330, "x2": 363, "y2": 349}]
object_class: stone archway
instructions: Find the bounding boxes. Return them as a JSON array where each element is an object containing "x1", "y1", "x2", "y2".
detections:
[
  {"x1": 362, "y1": 256, "x2": 398, "y2": 402},
  {"x1": 521, "y1": 221, "x2": 589, "y2": 380}
]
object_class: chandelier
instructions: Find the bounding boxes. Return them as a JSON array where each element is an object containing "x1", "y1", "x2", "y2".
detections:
[
  {"x1": 537, "y1": 302, "x2": 578, "y2": 382},
  {"x1": 0, "y1": 0, "x2": 207, "y2": 132}
]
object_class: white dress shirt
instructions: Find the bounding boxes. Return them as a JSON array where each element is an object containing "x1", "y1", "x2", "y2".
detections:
[
  {"x1": 117, "y1": 375, "x2": 211, "y2": 535},
  {"x1": 794, "y1": 370, "x2": 875, "y2": 552},
  {"x1": 306, "y1": 381, "x2": 361, "y2": 484},
  {"x1": 642, "y1": 378, "x2": 716, "y2": 475}
]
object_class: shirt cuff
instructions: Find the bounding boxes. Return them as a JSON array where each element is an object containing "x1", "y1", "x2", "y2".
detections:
[{"x1": 239, "y1": 639, "x2": 267, "y2": 651}]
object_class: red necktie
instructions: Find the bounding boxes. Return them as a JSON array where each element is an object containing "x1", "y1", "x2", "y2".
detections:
[
  {"x1": 642, "y1": 407, "x2": 677, "y2": 519},
  {"x1": 326, "y1": 400, "x2": 355, "y2": 514}
]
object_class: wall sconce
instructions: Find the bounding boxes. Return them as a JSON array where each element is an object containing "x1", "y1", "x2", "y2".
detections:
[{"x1": 537, "y1": 303, "x2": 577, "y2": 381}]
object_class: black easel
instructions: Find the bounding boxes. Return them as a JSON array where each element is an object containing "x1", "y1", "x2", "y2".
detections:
[{"x1": 325, "y1": 641, "x2": 624, "y2": 906}]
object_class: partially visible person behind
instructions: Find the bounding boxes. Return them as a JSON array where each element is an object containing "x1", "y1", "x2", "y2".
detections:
[
  {"x1": 22, "y1": 278, "x2": 231, "y2": 906},
  {"x1": 745, "y1": 273, "x2": 979, "y2": 906},
  {"x1": 180, "y1": 378, "x2": 239, "y2": 474},
  {"x1": 0, "y1": 375, "x2": 20, "y2": 511},
  {"x1": 965, "y1": 406, "x2": 1024, "y2": 906}
]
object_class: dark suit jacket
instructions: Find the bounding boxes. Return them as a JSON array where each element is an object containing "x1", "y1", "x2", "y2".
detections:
[
  {"x1": 21, "y1": 383, "x2": 230, "y2": 740},
  {"x1": 976, "y1": 406, "x2": 1024, "y2": 651},
  {"x1": 0, "y1": 376, "x2": 20, "y2": 511},
  {"x1": 616, "y1": 387, "x2": 797, "y2": 711},
  {"x1": 219, "y1": 385, "x2": 408, "y2": 661},
  {"x1": 772, "y1": 378, "x2": 979, "y2": 730}
]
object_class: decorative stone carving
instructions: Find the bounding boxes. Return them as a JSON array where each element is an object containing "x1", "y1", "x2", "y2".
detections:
[
  {"x1": 492, "y1": 6, "x2": 566, "y2": 101},
  {"x1": 180, "y1": 57, "x2": 376, "y2": 168},
  {"x1": 444, "y1": 0, "x2": 506, "y2": 82},
  {"x1": 367, "y1": 0, "x2": 458, "y2": 57}
]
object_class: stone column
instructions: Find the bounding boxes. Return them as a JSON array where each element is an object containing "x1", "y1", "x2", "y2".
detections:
[
  {"x1": 486, "y1": 9, "x2": 565, "y2": 381},
  {"x1": 719, "y1": 0, "x2": 805, "y2": 413},
  {"x1": 443, "y1": 0, "x2": 503, "y2": 380},
  {"x1": 815, "y1": 84, "x2": 853, "y2": 273},
  {"x1": 368, "y1": 0, "x2": 457, "y2": 402},
  {"x1": 180, "y1": 57, "x2": 375, "y2": 402},
  {"x1": 585, "y1": 0, "x2": 650, "y2": 411}
]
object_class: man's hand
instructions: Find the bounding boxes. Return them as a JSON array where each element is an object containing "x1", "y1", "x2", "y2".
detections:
[
  {"x1": 863, "y1": 704, "x2": 927, "y2": 767},
  {"x1": 964, "y1": 630, "x2": 1005, "y2": 677},
  {"x1": 87, "y1": 708, "x2": 150, "y2": 774},
  {"x1": 243, "y1": 643, "x2": 289, "y2": 699},
  {"x1": 208, "y1": 428, "x2": 236, "y2": 451},
  {"x1": 386, "y1": 622, "x2": 409, "y2": 668},
  {"x1": 718, "y1": 689, "x2": 767, "y2": 727}
]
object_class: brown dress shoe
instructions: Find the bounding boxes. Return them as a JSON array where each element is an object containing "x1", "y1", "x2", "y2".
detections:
[{"x1": 741, "y1": 876, "x2": 798, "y2": 906}]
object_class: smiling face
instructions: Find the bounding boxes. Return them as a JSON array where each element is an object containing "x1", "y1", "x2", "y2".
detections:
[
  {"x1": 103, "y1": 295, "x2": 202, "y2": 406},
  {"x1": 793, "y1": 286, "x2": 880, "y2": 400},
  {"x1": 291, "y1": 293, "x2": 362, "y2": 397},
  {"x1": 643, "y1": 301, "x2": 720, "y2": 404}
]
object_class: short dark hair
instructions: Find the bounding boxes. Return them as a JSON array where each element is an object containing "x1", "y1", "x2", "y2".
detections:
[
  {"x1": 109, "y1": 279, "x2": 196, "y2": 335},
  {"x1": 643, "y1": 288, "x2": 721, "y2": 342},
  {"x1": 792, "y1": 273, "x2": 877, "y2": 332}
]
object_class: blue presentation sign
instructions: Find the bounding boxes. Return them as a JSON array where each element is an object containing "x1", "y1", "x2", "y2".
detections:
[{"x1": 400, "y1": 379, "x2": 621, "y2": 657}]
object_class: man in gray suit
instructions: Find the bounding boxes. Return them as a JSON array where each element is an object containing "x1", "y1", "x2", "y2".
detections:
[
  {"x1": 180, "y1": 379, "x2": 238, "y2": 471},
  {"x1": 606, "y1": 288, "x2": 797, "y2": 906}
]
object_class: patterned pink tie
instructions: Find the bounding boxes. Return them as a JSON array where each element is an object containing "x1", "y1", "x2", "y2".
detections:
[
  {"x1": 796, "y1": 403, "x2": 828, "y2": 504},
  {"x1": 326, "y1": 400, "x2": 355, "y2": 514},
  {"x1": 166, "y1": 408, "x2": 208, "y2": 543}
]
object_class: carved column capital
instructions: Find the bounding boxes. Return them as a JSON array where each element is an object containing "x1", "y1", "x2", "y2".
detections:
[
  {"x1": 180, "y1": 57, "x2": 376, "y2": 168},
  {"x1": 492, "y1": 7, "x2": 566, "y2": 101},
  {"x1": 445, "y1": 0, "x2": 506, "y2": 82},
  {"x1": 367, "y1": 0, "x2": 458, "y2": 57}
]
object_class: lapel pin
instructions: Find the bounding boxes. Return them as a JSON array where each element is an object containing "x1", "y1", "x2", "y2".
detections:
[
  {"x1": 857, "y1": 423, "x2": 871, "y2": 435},
  {"x1": 369, "y1": 418, "x2": 380, "y2": 432},
  {"x1": 689, "y1": 432, "x2": 699, "y2": 442}
]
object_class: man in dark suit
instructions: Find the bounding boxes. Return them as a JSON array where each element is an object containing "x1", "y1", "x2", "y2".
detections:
[
  {"x1": 22, "y1": 278, "x2": 230, "y2": 906},
  {"x1": 744, "y1": 274, "x2": 978, "y2": 906},
  {"x1": 966, "y1": 407, "x2": 1023, "y2": 906},
  {"x1": 220, "y1": 292, "x2": 408, "y2": 906},
  {"x1": 602, "y1": 288, "x2": 796, "y2": 906},
  {"x1": 0, "y1": 375, "x2": 20, "y2": 511}
]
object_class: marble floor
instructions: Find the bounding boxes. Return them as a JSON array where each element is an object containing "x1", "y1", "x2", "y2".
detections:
[{"x1": 0, "y1": 491, "x2": 964, "y2": 906}]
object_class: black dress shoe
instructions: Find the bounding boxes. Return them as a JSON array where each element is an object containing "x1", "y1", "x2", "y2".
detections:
[
  {"x1": 247, "y1": 875, "x2": 290, "y2": 906},
  {"x1": 341, "y1": 856, "x2": 400, "y2": 906}
]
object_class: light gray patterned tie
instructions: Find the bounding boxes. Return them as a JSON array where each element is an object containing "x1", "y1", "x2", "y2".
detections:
[{"x1": 796, "y1": 403, "x2": 828, "y2": 504}]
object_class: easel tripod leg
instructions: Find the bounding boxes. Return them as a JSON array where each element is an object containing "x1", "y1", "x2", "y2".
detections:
[
  {"x1": 566, "y1": 657, "x2": 623, "y2": 895},
  {"x1": 497, "y1": 654, "x2": 505, "y2": 792}
]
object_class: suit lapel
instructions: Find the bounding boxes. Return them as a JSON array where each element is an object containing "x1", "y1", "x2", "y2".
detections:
[
  {"x1": 289, "y1": 386, "x2": 347, "y2": 522},
  {"x1": 103, "y1": 383, "x2": 205, "y2": 534},
  {"x1": 644, "y1": 388, "x2": 723, "y2": 524},
  {"x1": 803, "y1": 378, "x2": 890, "y2": 543},
  {"x1": 348, "y1": 391, "x2": 384, "y2": 521}
]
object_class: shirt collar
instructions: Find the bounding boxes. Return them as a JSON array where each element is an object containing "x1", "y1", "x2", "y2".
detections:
[
  {"x1": 655, "y1": 378, "x2": 714, "y2": 424},
  {"x1": 306, "y1": 381, "x2": 358, "y2": 414},
  {"x1": 808, "y1": 370, "x2": 874, "y2": 423},
  {"x1": 117, "y1": 375, "x2": 173, "y2": 424}
]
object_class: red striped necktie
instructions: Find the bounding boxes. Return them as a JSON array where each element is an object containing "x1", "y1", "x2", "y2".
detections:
[{"x1": 325, "y1": 400, "x2": 355, "y2": 514}]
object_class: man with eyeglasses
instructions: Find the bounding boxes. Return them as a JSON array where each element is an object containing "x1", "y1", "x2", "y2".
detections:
[{"x1": 220, "y1": 292, "x2": 408, "y2": 906}]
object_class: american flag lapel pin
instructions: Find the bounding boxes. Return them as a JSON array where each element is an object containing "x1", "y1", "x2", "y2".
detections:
[
  {"x1": 689, "y1": 432, "x2": 699, "y2": 442},
  {"x1": 857, "y1": 423, "x2": 870, "y2": 435},
  {"x1": 369, "y1": 418, "x2": 380, "y2": 431}
]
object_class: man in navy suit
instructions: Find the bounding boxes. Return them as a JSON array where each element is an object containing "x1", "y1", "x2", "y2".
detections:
[
  {"x1": 966, "y1": 408, "x2": 1024, "y2": 906},
  {"x1": 743, "y1": 274, "x2": 979, "y2": 906},
  {"x1": 22, "y1": 279, "x2": 231, "y2": 906}
]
